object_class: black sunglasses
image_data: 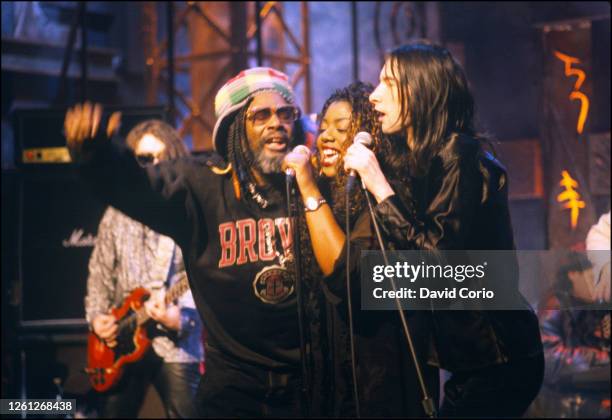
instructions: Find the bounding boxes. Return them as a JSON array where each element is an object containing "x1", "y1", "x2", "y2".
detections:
[
  {"x1": 135, "y1": 153, "x2": 158, "y2": 167},
  {"x1": 247, "y1": 105, "x2": 300, "y2": 124}
]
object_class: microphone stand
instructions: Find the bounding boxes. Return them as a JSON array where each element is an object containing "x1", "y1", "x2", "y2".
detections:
[
  {"x1": 286, "y1": 173, "x2": 310, "y2": 417},
  {"x1": 347, "y1": 182, "x2": 437, "y2": 418}
]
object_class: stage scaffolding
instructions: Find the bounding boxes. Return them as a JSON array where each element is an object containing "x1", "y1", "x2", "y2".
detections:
[{"x1": 140, "y1": 1, "x2": 311, "y2": 150}]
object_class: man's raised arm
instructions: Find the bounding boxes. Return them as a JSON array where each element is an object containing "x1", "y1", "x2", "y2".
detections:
[{"x1": 64, "y1": 102, "x2": 193, "y2": 246}]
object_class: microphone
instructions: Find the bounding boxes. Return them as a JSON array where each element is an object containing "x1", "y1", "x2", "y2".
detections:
[
  {"x1": 346, "y1": 132, "x2": 373, "y2": 192},
  {"x1": 285, "y1": 145, "x2": 312, "y2": 182}
]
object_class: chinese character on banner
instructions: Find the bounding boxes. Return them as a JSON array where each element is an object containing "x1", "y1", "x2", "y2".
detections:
[
  {"x1": 554, "y1": 50, "x2": 590, "y2": 135},
  {"x1": 540, "y1": 22, "x2": 596, "y2": 248},
  {"x1": 557, "y1": 170, "x2": 586, "y2": 230}
]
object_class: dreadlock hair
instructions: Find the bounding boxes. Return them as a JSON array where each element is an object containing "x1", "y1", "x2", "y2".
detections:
[
  {"x1": 225, "y1": 97, "x2": 306, "y2": 215},
  {"x1": 126, "y1": 119, "x2": 189, "y2": 160}
]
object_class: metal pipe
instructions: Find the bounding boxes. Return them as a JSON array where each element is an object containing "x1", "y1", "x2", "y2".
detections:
[
  {"x1": 302, "y1": 1, "x2": 311, "y2": 114},
  {"x1": 79, "y1": 1, "x2": 87, "y2": 101},
  {"x1": 351, "y1": 1, "x2": 359, "y2": 82},
  {"x1": 56, "y1": 5, "x2": 80, "y2": 104},
  {"x1": 255, "y1": 1, "x2": 263, "y2": 66},
  {"x1": 167, "y1": 1, "x2": 175, "y2": 124}
]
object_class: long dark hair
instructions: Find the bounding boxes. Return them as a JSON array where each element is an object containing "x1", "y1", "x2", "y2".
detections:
[
  {"x1": 384, "y1": 41, "x2": 483, "y2": 177},
  {"x1": 126, "y1": 119, "x2": 189, "y2": 160},
  {"x1": 125, "y1": 119, "x2": 189, "y2": 261}
]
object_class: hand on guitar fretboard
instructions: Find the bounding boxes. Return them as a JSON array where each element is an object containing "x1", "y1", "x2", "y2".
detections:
[{"x1": 86, "y1": 277, "x2": 191, "y2": 392}]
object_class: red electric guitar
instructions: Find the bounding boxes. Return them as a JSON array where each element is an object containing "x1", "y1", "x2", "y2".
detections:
[{"x1": 85, "y1": 275, "x2": 190, "y2": 392}]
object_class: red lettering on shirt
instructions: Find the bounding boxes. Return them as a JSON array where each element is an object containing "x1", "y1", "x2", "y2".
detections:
[
  {"x1": 218, "y1": 222, "x2": 236, "y2": 268},
  {"x1": 217, "y1": 217, "x2": 293, "y2": 268},
  {"x1": 236, "y1": 218, "x2": 258, "y2": 265}
]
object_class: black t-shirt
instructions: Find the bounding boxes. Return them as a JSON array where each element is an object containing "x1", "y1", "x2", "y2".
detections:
[{"x1": 79, "y1": 137, "x2": 300, "y2": 370}]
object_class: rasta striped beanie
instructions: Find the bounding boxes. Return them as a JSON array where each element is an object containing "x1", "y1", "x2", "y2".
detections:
[{"x1": 212, "y1": 67, "x2": 296, "y2": 157}]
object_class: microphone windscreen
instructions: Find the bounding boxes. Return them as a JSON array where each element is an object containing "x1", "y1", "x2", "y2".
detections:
[
  {"x1": 292, "y1": 144, "x2": 312, "y2": 157},
  {"x1": 353, "y1": 131, "x2": 373, "y2": 147}
]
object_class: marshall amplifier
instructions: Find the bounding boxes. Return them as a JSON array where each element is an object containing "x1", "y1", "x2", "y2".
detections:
[
  {"x1": 14, "y1": 106, "x2": 168, "y2": 329},
  {"x1": 12, "y1": 106, "x2": 167, "y2": 166},
  {"x1": 18, "y1": 168, "x2": 106, "y2": 328}
]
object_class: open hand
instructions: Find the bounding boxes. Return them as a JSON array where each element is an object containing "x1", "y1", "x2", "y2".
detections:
[{"x1": 64, "y1": 101, "x2": 121, "y2": 160}]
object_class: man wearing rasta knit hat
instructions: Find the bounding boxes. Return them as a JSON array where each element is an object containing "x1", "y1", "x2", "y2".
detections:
[
  {"x1": 211, "y1": 66, "x2": 305, "y2": 212},
  {"x1": 213, "y1": 66, "x2": 298, "y2": 157},
  {"x1": 64, "y1": 67, "x2": 307, "y2": 417}
]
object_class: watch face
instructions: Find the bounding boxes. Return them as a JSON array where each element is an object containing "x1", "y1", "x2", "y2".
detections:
[{"x1": 306, "y1": 197, "x2": 318, "y2": 211}]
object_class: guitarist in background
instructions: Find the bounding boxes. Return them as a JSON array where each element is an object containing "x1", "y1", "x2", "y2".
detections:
[{"x1": 85, "y1": 120, "x2": 204, "y2": 418}]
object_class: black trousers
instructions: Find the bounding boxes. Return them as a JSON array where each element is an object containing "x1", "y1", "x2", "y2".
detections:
[
  {"x1": 197, "y1": 345, "x2": 303, "y2": 418},
  {"x1": 99, "y1": 350, "x2": 201, "y2": 418},
  {"x1": 439, "y1": 352, "x2": 545, "y2": 418}
]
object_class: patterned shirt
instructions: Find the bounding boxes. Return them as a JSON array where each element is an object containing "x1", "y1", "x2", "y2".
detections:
[{"x1": 85, "y1": 206, "x2": 204, "y2": 363}]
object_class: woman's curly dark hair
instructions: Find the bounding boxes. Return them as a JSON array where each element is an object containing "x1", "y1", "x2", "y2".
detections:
[
  {"x1": 298, "y1": 81, "x2": 382, "y2": 291},
  {"x1": 297, "y1": 83, "x2": 382, "y2": 396},
  {"x1": 315, "y1": 81, "x2": 383, "y2": 225}
]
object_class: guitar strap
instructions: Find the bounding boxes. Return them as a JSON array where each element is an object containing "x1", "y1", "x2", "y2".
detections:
[{"x1": 165, "y1": 245, "x2": 179, "y2": 294}]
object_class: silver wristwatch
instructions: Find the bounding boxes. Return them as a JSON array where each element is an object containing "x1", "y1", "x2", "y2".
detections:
[{"x1": 304, "y1": 196, "x2": 327, "y2": 212}]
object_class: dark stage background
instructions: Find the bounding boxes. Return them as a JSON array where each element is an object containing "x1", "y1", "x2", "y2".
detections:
[{"x1": 1, "y1": 1, "x2": 609, "y2": 418}]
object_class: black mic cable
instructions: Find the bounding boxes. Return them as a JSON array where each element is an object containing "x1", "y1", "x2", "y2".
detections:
[
  {"x1": 345, "y1": 186, "x2": 361, "y2": 417},
  {"x1": 344, "y1": 131, "x2": 373, "y2": 417},
  {"x1": 362, "y1": 189, "x2": 437, "y2": 418},
  {"x1": 343, "y1": 130, "x2": 436, "y2": 417},
  {"x1": 285, "y1": 157, "x2": 311, "y2": 417}
]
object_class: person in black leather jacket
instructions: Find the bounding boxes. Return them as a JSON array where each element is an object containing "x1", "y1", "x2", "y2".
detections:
[{"x1": 342, "y1": 41, "x2": 545, "y2": 417}]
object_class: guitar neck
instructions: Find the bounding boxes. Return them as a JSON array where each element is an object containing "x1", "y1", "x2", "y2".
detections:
[
  {"x1": 134, "y1": 275, "x2": 190, "y2": 327},
  {"x1": 135, "y1": 306, "x2": 150, "y2": 326},
  {"x1": 163, "y1": 275, "x2": 189, "y2": 306}
]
